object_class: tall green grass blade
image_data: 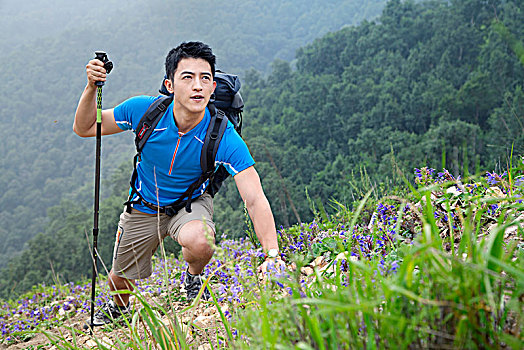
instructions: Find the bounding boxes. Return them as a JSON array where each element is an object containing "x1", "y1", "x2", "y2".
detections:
[
  {"x1": 422, "y1": 191, "x2": 442, "y2": 247},
  {"x1": 303, "y1": 311, "x2": 325, "y2": 350},
  {"x1": 133, "y1": 291, "x2": 185, "y2": 350},
  {"x1": 362, "y1": 313, "x2": 377, "y2": 350},
  {"x1": 208, "y1": 287, "x2": 233, "y2": 345},
  {"x1": 260, "y1": 293, "x2": 274, "y2": 349},
  {"x1": 441, "y1": 140, "x2": 446, "y2": 171},
  {"x1": 398, "y1": 253, "x2": 416, "y2": 288},
  {"x1": 387, "y1": 284, "x2": 458, "y2": 308},
  {"x1": 316, "y1": 199, "x2": 329, "y2": 223},
  {"x1": 349, "y1": 189, "x2": 373, "y2": 231},
  {"x1": 485, "y1": 225, "x2": 505, "y2": 274},
  {"x1": 395, "y1": 164, "x2": 422, "y2": 201},
  {"x1": 293, "y1": 298, "x2": 380, "y2": 312},
  {"x1": 454, "y1": 316, "x2": 468, "y2": 349},
  {"x1": 499, "y1": 332, "x2": 524, "y2": 349},
  {"x1": 486, "y1": 256, "x2": 524, "y2": 282}
]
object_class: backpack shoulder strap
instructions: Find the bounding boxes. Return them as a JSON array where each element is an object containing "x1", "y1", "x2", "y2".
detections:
[
  {"x1": 124, "y1": 96, "x2": 172, "y2": 214},
  {"x1": 135, "y1": 96, "x2": 173, "y2": 152},
  {"x1": 201, "y1": 108, "x2": 228, "y2": 174}
]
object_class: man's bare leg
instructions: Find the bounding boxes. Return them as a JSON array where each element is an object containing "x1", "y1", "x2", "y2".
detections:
[
  {"x1": 177, "y1": 220, "x2": 215, "y2": 274},
  {"x1": 108, "y1": 270, "x2": 135, "y2": 306}
]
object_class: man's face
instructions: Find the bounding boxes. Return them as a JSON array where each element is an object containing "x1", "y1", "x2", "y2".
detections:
[{"x1": 165, "y1": 57, "x2": 216, "y2": 117}]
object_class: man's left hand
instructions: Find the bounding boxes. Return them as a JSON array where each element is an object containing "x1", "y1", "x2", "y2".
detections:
[{"x1": 257, "y1": 256, "x2": 286, "y2": 277}]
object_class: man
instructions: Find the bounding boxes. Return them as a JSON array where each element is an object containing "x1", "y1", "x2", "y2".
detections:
[{"x1": 74, "y1": 42, "x2": 281, "y2": 327}]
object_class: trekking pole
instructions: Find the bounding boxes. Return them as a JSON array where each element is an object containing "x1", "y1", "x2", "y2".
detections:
[{"x1": 87, "y1": 51, "x2": 113, "y2": 332}]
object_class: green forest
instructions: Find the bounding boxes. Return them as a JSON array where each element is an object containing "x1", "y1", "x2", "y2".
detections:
[{"x1": 1, "y1": 0, "x2": 523, "y2": 300}]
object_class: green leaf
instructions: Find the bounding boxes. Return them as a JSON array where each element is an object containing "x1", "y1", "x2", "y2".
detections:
[{"x1": 485, "y1": 225, "x2": 505, "y2": 273}]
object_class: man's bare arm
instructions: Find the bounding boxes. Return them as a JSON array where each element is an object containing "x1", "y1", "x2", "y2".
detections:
[
  {"x1": 234, "y1": 166, "x2": 279, "y2": 252},
  {"x1": 73, "y1": 58, "x2": 123, "y2": 137}
]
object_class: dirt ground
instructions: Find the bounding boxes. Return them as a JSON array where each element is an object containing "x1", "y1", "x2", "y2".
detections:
[{"x1": 2, "y1": 293, "x2": 230, "y2": 350}]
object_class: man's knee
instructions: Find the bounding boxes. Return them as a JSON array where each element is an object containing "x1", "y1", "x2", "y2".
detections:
[
  {"x1": 178, "y1": 220, "x2": 215, "y2": 251},
  {"x1": 194, "y1": 233, "x2": 215, "y2": 253}
]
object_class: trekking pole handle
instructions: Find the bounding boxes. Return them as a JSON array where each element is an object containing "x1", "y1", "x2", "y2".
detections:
[{"x1": 94, "y1": 51, "x2": 113, "y2": 87}]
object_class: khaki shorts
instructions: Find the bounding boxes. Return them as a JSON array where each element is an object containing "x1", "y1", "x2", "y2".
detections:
[{"x1": 111, "y1": 193, "x2": 214, "y2": 280}]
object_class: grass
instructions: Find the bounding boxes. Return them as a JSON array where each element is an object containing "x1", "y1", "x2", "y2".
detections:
[{"x1": 1, "y1": 162, "x2": 523, "y2": 349}]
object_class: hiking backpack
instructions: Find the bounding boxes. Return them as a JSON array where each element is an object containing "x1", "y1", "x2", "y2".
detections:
[{"x1": 124, "y1": 71, "x2": 244, "y2": 216}]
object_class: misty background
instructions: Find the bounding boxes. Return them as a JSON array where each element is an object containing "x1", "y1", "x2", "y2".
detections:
[{"x1": 0, "y1": 0, "x2": 389, "y2": 296}]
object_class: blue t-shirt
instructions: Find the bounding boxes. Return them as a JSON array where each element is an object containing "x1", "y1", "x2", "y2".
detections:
[{"x1": 114, "y1": 95, "x2": 255, "y2": 214}]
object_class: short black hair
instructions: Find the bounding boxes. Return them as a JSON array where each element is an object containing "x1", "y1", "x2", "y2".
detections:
[{"x1": 165, "y1": 41, "x2": 216, "y2": 81}]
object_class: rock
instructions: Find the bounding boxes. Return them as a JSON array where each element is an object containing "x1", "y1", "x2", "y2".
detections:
[
  {"x1": 446, "y1": 186, "x2": 462, "y2": 196},
  {"x1": 203, "y1": 306, "x2": 217, "y2": 316},
  {"x1": 101, "y1": 337, "x2": 113, "y2": 346},
  {"x1": 312, "y1": 256, "x2": 325, "y2": 268},
  {"x1": 77, "y1": 335, "x2": 90, "y2": 346},
  {"x1": 489, "y1": 186, "x2": 505, "y2": 198},
  {"x1": 198, "y1": 344, "x2": 212, "y2": 350},
  {"x1": 487, "y1": 222, "x2": 498, "y2": 233},
  {"x1": 440, "y1": 201, "x2": 455, "y2": 210},
  {"x1": 301, "y1": 266, "x2": 314, "y2": 276},
  {"x1": 485, "y1": 214, "x2": 524, "y2": 243},
  {"x1": 194, "y1": 315, "x2": 214, "y2": 328},
  {"x1": 504, "y1": 214, "x2": 524, "y2": 240},
  {"x1": 335, "y1": 251, "x2": 349, "y2": 261},
  {"x1": 85, "y1": 337, "x2": 113, "y2": 349},
  {"x1": 319, "y1": 264, "x2": 335, "y2": 274}
]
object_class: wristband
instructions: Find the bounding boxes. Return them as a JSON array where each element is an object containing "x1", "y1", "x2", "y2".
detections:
[{"x1": 265, "y1": 248, "x2": 279, "y2": 259}]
